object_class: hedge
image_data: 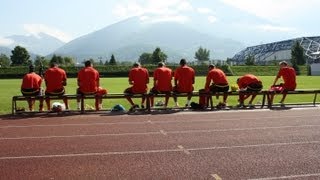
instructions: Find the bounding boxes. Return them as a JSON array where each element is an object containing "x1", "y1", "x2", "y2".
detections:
[{"x1": 0, "y1": 65, "x2": 308, "y2": 78}]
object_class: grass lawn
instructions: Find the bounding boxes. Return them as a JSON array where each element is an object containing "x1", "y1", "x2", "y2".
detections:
[{"x1": 1, "y1": 76, "x2": 320, "y2": 115}]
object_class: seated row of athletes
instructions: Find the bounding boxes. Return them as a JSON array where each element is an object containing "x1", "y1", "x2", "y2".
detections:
[{"x1": 21, "y1": 59, "x2": 296, "y2": 111}]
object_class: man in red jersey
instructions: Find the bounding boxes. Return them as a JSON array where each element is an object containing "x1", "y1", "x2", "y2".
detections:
[
  {"x1": 149, "y1": 62, "x2": 172, "y2": 108},
  {"x1": 173, "y1": 59, "x2": 195, "y2": 107},
  {"x1": 204, "y1": 64, "x2": 229, "y2": 108},
  {"x1": 268, "y1": 61, "x2": 296, "y2": 107},
  {"x1": 77, "y1": 60, "x2": 107, "y2": 111},
  {"x1": 237, "y1": 74, "x2": 263, "y2": 108},
  {"x1": 21, "y1": 65, "x2": 43, "y2": 111},
  {"x1": 124, "y1": 62, "x2": 149, "y2": 110},
  {"x1": 44, "y1": 62, "x2": 68, "y2": 110}
]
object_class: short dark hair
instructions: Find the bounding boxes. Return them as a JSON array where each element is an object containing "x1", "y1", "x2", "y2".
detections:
[
  {"x1": 208, "y1": 64, "x2": 215, "y2": 69},
  {"x1": 158, "y1": 62, "x2": 165, "y2": 67},
  {"x1": 50, "y1": 62, "x2": 58, "y2": 68},
  {"x1": 279, "y1": 61, "x2": 288, "y2": 66},
  {"x1": 180, "y1": 59, "x2": 187, "y2": 66},
  {"x1": 85, "y1": 60, "x2": 92, "y2": 67},
  {"x1": 133, "y1": 62, "x2": 140, "y2": 67},
  {"x1": 29, "y1": 65, "x2": 35, "y2": 73}
]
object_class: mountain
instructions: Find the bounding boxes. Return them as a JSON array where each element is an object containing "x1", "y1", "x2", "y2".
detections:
[
  {"x1": 6, "y1": 33, "x2": 65, "y2": 56},
  {"x1": 0, "y1": 46, "x2": 12, "y2": 56},
  {"x1": 53, "y1": 16, "x2": 244, "y2": 62}
]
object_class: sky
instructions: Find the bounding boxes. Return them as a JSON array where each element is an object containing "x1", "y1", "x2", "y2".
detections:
[{"x1": 0, "y1": 0, "x2": 319, "y2": 46}]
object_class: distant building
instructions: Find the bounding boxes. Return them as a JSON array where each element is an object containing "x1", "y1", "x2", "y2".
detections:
[{"x1": 232, "y1": 36, "x2": 320, "y2": 65}]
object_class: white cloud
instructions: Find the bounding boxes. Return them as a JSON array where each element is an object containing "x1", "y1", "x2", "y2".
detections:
[
  {"x1": 197, "y1": 8, "x2": 213, "y2": 14},
  {"x1": 0, "y1": 37, "x2": 14, "y2": 46},
  {"x1": 208, "y1": 16, "x2": 218, "y2": 23},
  {"x1": 112, "y1": 0, "x2": 193, "y2": 23},
  {"x1": 140, "y1": 15, "x2": 189, "y2": 24},
  {"x1": 256, "y1": 24, "x2": 297, "y2": 32},
  {"x1": 23, "y1": 24, "x2": 72, "y2": 42},
  {"x1": 220, "y1": 0, "x2": 320, "y2": 22}
]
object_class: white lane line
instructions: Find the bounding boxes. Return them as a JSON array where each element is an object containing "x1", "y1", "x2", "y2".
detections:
[
  {"x1": 1, "y1": 114, "x2": 320, "y2": 129},
  {"x1": 160, "y1": 130, "x2": 167, "y2": 136},
  {"x1": 1, "y1": 124, "x2": 320, "y2": 140},
  {"x1": 1, "y1": 140, "x2": 319, "y2": 160},
  {"x1": 211, "y1": 174, "x2": 222, "y2": 180},
  {"x1": 187, "y1": 141, "x2": 320, "y2": 152},
  {"x1": 177, "y1": 145, "x2": 191, "y2": 155},
  {"x1": 248, "y1": 173, "x2": 320, "y2": 180}
]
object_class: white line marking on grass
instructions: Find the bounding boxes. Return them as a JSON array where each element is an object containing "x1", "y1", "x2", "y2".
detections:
[
  {"x1": 248, "y1": 173, "x2": 320, "y2": 180},
  {"x1": 1, "y1": 124, "x2": 320, "y2": 140},
  {"x1": 1, "y1": 141, "x2": 319, "y2": 160}
]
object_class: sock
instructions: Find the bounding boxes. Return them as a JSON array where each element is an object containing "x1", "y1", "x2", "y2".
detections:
[
  {"x1": 77, "y1": 102, "x2": 81, "y2": 110},
  {"x1": 187, "y1": 100, "x2": 191, "y2": 106}
]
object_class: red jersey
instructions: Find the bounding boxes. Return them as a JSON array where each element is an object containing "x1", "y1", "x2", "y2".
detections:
[
  {"x1": 277, "y1": 67, "x2": 296, "y2": 90},
  {"x1": 237, "y1": 74, "x2": 261, "y2": 89},
  {"x1": 129, "y1": 67, "x2": 149, "y2": 93},
  {"x1": 174, "y1": 65, "x2": 195, "y2": 92},
  {"x1": 153, "y1": 67, "x2": 172, "y2": 92},
  {"x1": 44, "y1": 67, "x2": 67, "y2": 92},
  {"x1": 21, "y1": 72, "x2": 42, "y2": 89},
  {"x1": 78, "y1": 67, "x2": 100, "y2": 93},
  {"x1": 205, "y1": 68, "x2": 228, "y2": 90}
]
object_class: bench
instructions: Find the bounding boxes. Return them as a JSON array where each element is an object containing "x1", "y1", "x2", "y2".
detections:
[
  {"x1": 148, "y1": 90, "x2": 268, "y2": 110},
  {"x1": 11, "y1": 89, "x2": 320, "y2": 115},
  {"x1": 267, "y1": 89, "x2": 320, "y2": 108},
  {"x1": 12, "y1": 95, "x2": 79, "y2": 115},
  {"x1": 80, "y1": 93, "x2": 150, "y2": 113}
]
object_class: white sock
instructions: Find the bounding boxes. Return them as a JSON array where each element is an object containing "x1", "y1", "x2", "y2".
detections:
[
  {"x1": 187, "y1": 100, "x2": 191, "y2": 106},
  {"x1": 77, "y1": 102, "x2": 81, "y2": 109}
]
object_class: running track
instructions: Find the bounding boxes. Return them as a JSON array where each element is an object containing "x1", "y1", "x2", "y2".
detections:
[{"x1": 1, "y1": 108, "x2": 320, "y2": 179}]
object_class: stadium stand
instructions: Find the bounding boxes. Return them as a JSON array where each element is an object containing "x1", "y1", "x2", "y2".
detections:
[{"x1": 232, "y1": 36, "x2": 320, "y2": 64}]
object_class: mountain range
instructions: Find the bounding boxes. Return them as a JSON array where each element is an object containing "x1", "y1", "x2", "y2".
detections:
[{"x1": 0, "y1": 1, "x2": 311, "y2": 62}]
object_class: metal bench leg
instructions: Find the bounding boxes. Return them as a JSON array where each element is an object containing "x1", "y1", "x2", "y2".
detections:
[
  {"x1": 81, "y1": 95, "x2": 85, "y2": 113},
  {"x1": 261, "y1": 94, "x2": 266, "y2": 108},
  {"x1": 313, "y1": 92, "x2": 318, "y2": 106}
]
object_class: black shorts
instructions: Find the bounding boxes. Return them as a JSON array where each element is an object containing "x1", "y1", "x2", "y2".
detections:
[
  {"x1": 149, "y1": 87, "x2": 171, "y2": 95},
  {"x1": 247, "y1": 82, "x2": 263, "y2": 92},
  {"x1": 209, "y1": 84, "x2": 229, "y2": 93},
  {"x1": 46, "y1": 88, "x2": 65, "y2": 96},
  {"x1": 21, "y1": 88, "x2": 40, "y2": 96}
]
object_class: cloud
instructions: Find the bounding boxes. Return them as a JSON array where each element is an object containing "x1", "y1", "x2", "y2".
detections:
[
  {"x1": 256, "y1": 24, "x2": 297, "y2": 32},
  {"x1": 112, "y1": 0, "x2": 193, "y2": 23},
  {"x1": 197, "y1": 8, "x2": 213, "y2": 14},
  {"x1": 23, "y1": 24, "x2": 72, "y2": 42},
  {"x1": 208, "y1": 16, "x2": 218, "y2": 23},
  {"x1": 140, "y1": 15, "x2": 189, "y2": 24},
  {"x1": 0, "y1": 37, "x2": 14, "y2": 46},
  {"x1": 220, "y1": 0, "x2": 320, "y2": 22}
]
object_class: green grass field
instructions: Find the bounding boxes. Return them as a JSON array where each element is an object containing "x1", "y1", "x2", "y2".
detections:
[{"x1": 2, "y1": 76, "x2": 320, "y2": 115}]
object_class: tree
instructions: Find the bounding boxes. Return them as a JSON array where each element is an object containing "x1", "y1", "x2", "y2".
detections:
[
  {"x1": 139, "y1": 53, "x2": 152, "y2": 64},
  {"x1": 64, "y1": 57, "x2": 75, "y2": 66},
  {"x1": 291, "y1": 41, "x2": 306, "y2": 65},
  {"x1": 245, "y1": 55, "x2": 255, "y2": 65},
  {"x1": 0, "y1": 54, "x2": 10, "y2": 67},
  {"x1": 34, "y1": 56, "x2": 49, "y2": 67},
  {"x1": 10, "y1": 46, "x2": 30, "y2": 66},
  {"x1": 195, "y1": 46, "x2": 210, "y2": 63},
  {"x1": 50, "y1": 54, "x2": 65, "y2": 65},
  {"x1": 104, "y1": 60, "x2": 109, "y2": 66},
  {"x1": 151, "y1": 47, "x2": 167, "y2": 64},
  {"x1": 109, "y1": 54, "x2": 117, "y2": 65}
]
